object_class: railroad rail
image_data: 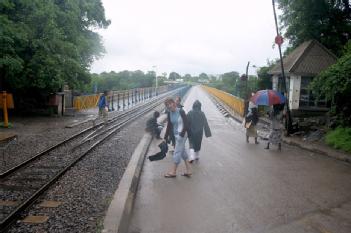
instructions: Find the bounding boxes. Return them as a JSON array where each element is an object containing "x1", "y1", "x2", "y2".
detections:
[{"x1": 0, "y1": 87, "x2": 189, "y2": 231}]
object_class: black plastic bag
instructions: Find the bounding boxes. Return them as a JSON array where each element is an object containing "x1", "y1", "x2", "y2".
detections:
[{"x1": 148, "y1": 141, "x2": 168, "y2": 161}]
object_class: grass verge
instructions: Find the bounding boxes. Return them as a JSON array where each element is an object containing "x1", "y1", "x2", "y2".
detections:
[{"x1": 325, "y1": 127, "x2": 351, "y2": 153}]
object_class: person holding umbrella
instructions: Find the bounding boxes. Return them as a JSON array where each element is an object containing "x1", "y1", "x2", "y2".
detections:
[
  {"x1": 250, "y1": 90, "x2": 286, "y2": 150},
  {"x1": 265, "y1": 104, "x2": 284, "y2": 151}
]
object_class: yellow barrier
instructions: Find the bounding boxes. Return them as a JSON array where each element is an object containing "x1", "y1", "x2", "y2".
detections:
[
  {"x1": 73, "y1": 94, "x2": 100, "y2": 111},
  {"x1": 0, "y1": 92, "x2": 14, "y2": 109},
  {"x1": 202, "y1": 85, "x2": 245, "y2": 117},
  {"x1": 0, "y1": 92, "x2": 14, "y2": 128}
]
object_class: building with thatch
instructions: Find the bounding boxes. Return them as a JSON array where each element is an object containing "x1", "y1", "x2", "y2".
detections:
[{"x1": 269, "y1": 40, "x2": 337, "y2": 116}]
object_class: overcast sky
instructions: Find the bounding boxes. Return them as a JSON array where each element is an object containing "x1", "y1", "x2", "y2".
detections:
[{"x1": 91, "y1": 0, "x2": 284, "y2": 76}]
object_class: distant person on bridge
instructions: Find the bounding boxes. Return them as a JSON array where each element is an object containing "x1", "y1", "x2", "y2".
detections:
[
  {"x1": 163, "y1": 98, "x2": 191, "y2": 178},
  {"x1": 97, "y1": 90, "x2": 109, "y2": 124},
  {"x1": 265, "y1": 104, "x2": 284, "y2": 151},
  {"x1": 175, "y1": 96, "x2": 183, "y2": 109},
  {"x1": 187, "y1": 100, "x2": 212, "y2": 163},
  {"x1": 245, "y1": 103, "x2": 259, "y2": 144},
  {"x1": 163, "y1": 102, "x2": 175, "y2": 149},
  {"x1": 145, "y1": 111, "x2": 163, "y2": 139}
]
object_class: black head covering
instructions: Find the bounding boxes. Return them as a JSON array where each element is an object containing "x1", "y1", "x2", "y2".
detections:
[{"x1": 192, "y1": 100, "x2": 202, "y2": 111}]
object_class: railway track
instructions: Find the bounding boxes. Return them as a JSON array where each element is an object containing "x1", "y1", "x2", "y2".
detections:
[{"x1": 0, "y1": 87, "x2": 187, "y2": 231}]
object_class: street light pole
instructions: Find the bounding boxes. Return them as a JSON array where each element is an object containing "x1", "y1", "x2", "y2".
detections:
[
  {"x1": 272, "y1": 0, "x2": 293, "y2": 135},
  {"x1": 152, "y1": 65, "x2": 158, "y2": 96},
  {"x1": 246, "y1": 61, "x2": 250, "y2": 99},
  {"x1": 242, "y1": 61, "x2": 251, "y2": 116}
]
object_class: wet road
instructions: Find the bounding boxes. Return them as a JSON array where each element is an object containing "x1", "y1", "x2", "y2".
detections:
[{"x1": 128, "y1": 86, "x2": 351, "y2": 233}]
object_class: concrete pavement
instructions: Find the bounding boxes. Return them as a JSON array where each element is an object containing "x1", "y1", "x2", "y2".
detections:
[{"x1": 127, "y1": 86, "x2": 351, "y2": 233}]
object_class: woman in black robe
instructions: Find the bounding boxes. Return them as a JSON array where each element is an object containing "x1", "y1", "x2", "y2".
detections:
[{"x1": 187, "y1": 100, "x2": 212, "y2": 163}]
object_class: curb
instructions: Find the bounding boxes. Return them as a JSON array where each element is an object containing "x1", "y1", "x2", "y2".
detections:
[
  {"x1": 102, "y1": 133, "x2": 152, "y2": 233},
  {"x1": 101, "y1": 113, "x2": 168, "y2": 233},
  {"x1": 282, "y1": 137, "x2": 350, "y2": 163}
]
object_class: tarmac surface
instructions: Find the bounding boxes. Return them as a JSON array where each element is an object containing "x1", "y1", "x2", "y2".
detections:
[{"x1": 127, "y1": 86, "x2": 351, "y2": 233}]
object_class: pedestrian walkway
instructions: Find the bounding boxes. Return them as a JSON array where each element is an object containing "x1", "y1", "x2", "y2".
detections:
[{"x1": 127, "y1": 86, "x2": 351, "y2": 233}]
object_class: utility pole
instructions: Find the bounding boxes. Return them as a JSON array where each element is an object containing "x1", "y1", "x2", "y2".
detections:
[
  {"x1": 246, "y1": 61, "x2": 250, "y2": 99},
  {"x1": 152, "y1": 66, "x2": 158, "y2": 96},
  {"x1": 272, "y1": 0, "x2": 293, "y2": 135}
]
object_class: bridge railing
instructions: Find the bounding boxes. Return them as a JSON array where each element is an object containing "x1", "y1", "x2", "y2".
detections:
[
  {"x1": 201, "y1": 85, "x2": 245, "y2": 118},
  {"x1": 73, "y1": 84, "x2": 181, "y2": 111}
]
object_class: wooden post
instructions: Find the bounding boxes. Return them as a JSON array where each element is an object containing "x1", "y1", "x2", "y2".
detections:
[
  {"x1": 2, "y1": 91, "x2": 8, "y2": 128},
  {"x1": 272, "y1": 0, "x2": 293, "y2": 135}
]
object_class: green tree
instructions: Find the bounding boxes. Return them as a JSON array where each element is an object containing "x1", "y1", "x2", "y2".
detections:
[
  {"x1": 310, "y1": 40, "x2": 351, "y2": 126},
  {"x1": 199, "y1": 73, "x2": 209, "y2": 80},
  {"x1": 208, "y1": 75, "x2": 217, "y2": 82},
  {"x1": 93, "y1": 70, "x2": 156, "y2": 92},
  {"x1": 247, "y1": 75, "x2": 259, "y2": 94},
  {"x1": 161, "y1": 72, "x2": 167, "y2": 79},
  {"x1": 221, "y1": 71, "x2": 240, "y2": 94},
  {"x1": 257, "y1": 63, "x2": 274, "y2": 90},
  {"x1": 183, "y1": 74, "x2": 192, "y2": 82},
  {"x1": 190, "y1": 75, "x2": 199, "y2": 83},
  {"x1": 169, "y1": 72, "x2": 181, "y2": 81},
  {"x1": 277, "y1": 0, "x2": 351, "y2": 56},
  {"x1": 0, "y1": 0, "x2": 110, "y2": 107}
]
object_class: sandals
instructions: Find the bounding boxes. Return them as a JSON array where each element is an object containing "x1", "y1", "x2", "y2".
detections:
[
  {"x1": 181, "y1": 173, "x2": 192, "y2": 177},
  {"x1": 164, "y1": 173, "x2": 176, "y2": 178},
  {"x1": 164, "y1": 173, "x2": 192, "y2": 178}
]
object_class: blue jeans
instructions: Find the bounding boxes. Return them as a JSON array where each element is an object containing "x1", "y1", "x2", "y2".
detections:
[{"x1": 173, "y1": 134, "x2": 188, "y2": 165}]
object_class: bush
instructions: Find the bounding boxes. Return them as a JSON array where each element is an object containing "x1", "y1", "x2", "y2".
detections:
[{"x1": 325, "y1": 127, "x2": 351, "y2": 153}]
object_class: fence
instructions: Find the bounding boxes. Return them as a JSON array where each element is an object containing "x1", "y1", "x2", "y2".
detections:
[
  {"x1": 202, "y1": 85, "x2": 245, "y2": 117},
  {"x1": 73, "y1": 94, "x2": 100, "y2": 111},
  {"x1": 73, "y1": 84, "x2": 178, "y2": 111}
]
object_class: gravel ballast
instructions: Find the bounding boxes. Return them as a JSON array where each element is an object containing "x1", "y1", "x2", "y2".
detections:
[{"x1": 4, "y1": 105, "x2": 165, "y2": 233}]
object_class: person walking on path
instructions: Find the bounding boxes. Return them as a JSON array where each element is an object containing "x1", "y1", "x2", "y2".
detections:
[
  {"x1": 175, "y1": 96, "x2": 184, "y2": 109},
  {"x1": 187, "y1": 100, "x2": 212, "y2": 163},
  {"x1": 163, "y1": 98, "x2": 192, "y2": 178},
  {"x1": 163, "y1": 101, "x2": 175, "y2": 149},
  {"x1": 265, "y1": 104, "x2": 284, "y2": 150},
  {"x1": 245, "y1": 105, "x2": 259, "y2": 144},
  {"x1": 145, "y1": 111, "x2": 163, "y2": 139},
  {"x1": 97, "y1": 90, "x2": 109, "y2": 124}
]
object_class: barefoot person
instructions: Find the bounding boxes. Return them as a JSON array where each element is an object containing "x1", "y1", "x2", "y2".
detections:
[{"x1": 163, "y1": 98, "x2": 191, "y2": 178}]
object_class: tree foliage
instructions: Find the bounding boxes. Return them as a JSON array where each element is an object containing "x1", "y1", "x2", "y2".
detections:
[
  {"x1": 277, "y1": 0, "x2": 351, "y2": 56},
  {"x1": 90, "y1": 70, "x2": 164, "y2": 93},
  {"x1": 221, "y1": 71, "x2": 240, "y2": 95},
  {"x1": 310, "y1": 41, "x2": 351, "y2": 126},
  {"x1": 199, "y1": 73, "x2": 209, "y2": 80},
  {"x1": 169, "y1": 72, "x2": 181, "y2": 81},
  {"x1": 182, "y1": 74, "x2": 192, "y2": 82},
  {"x1": 257, "y1": 61, "x2": 275, "y2": 90},
  {"x1": 0, "y1": 0, "x2": 110, "y2": 99}
]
